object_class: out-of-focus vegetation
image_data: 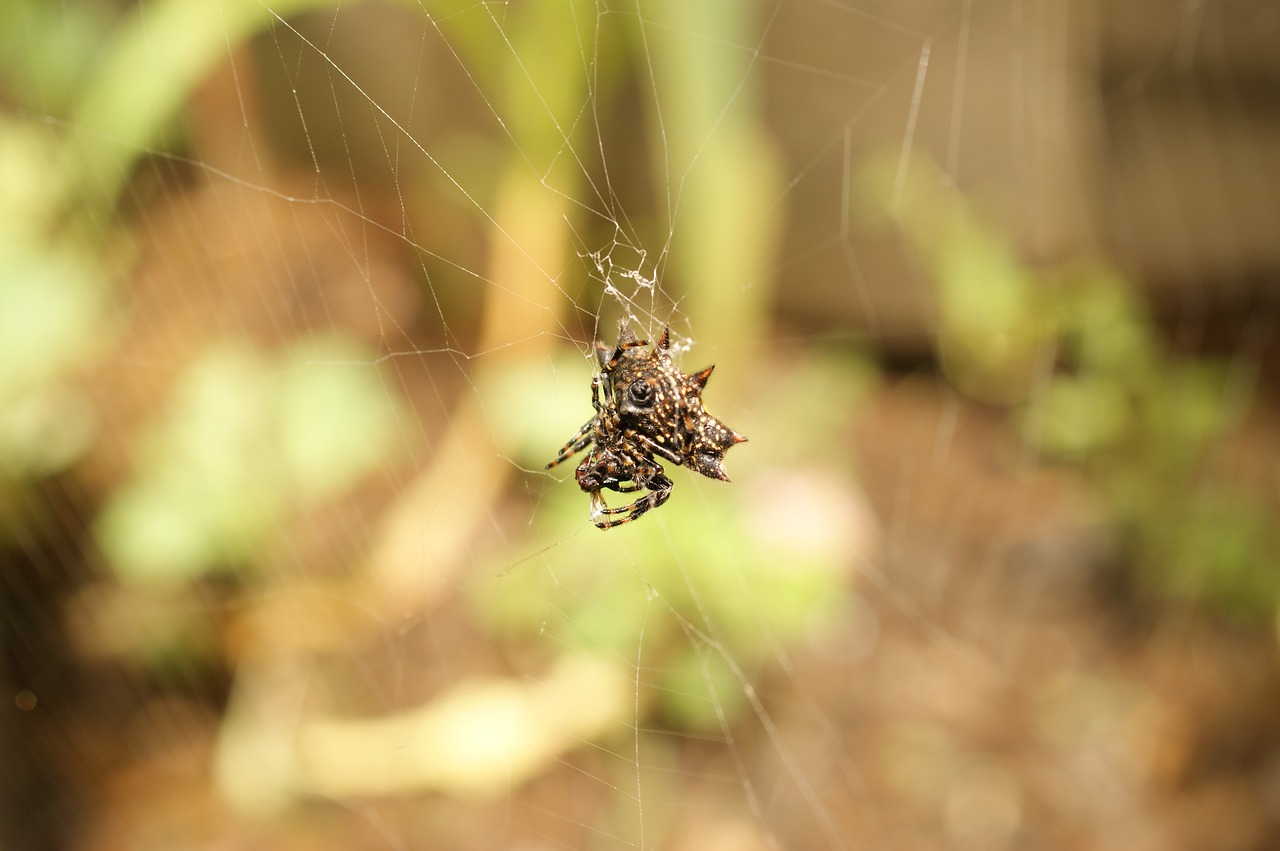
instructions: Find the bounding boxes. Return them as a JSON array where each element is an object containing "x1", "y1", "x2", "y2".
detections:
[
  {"x1": 96, "y1": 338, "x2": 402, "y2": 586},
  {"x1": 0, "y1": 0, "x2": 110, "y2": 495},
  {"x1": 0, "y1": 0, "x2": 348, "y2": 508},
  {"x1": 860, "y1": 150, "x2": 1278, "y2": 622},
  {"x1": 3, "y1": 0, "x2": 1279, "y2": 848}
]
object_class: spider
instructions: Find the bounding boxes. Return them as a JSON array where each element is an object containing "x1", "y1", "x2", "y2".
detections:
[{"x1": 545, "y1": 321, "x2": 747, "y2": 529}]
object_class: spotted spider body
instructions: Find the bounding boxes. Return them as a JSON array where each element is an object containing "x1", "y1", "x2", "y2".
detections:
[{"x1": 546, "y1": 322, "x2": 747, "y2": 529}]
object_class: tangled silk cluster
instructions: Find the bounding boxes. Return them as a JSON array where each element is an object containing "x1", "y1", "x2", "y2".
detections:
[{"x1": 546, "y1": 322, "x2": 748, "y2": 529}]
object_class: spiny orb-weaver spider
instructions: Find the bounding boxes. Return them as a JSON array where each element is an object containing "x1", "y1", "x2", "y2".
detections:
[{"x1": 545, "y1": 321, "x2": 747, "y2": 529}]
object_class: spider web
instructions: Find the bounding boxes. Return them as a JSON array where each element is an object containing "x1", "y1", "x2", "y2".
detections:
[{"x1": 3, "y1": 1, "x2": 1279, "y2": 850}]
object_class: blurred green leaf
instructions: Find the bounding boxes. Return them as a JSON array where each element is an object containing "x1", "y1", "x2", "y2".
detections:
[
  {"x1": 277, "y1": 337, "x2": 402, "y2": 496},
  {"x1": 482, "y1": 348, "x2": 597, "y2": 468},
  {"x1": 0, "y1": 118, "x2": 68, "y2": 241},
  {"x1": 0, "y1": 240, "x2": 103, "y2": 400},
  {"x1": 1062, "y1": 268, "x2": 1159, "y2": 380},
  {"x1": 0, "y1": 0, "x2": 115, "y2": 114},
  {"x1": 933, "y1": 218, "x2": 1047, "y2": 401},
  {"x1": 1150, "y1": 361, "x2": 1232, "y2": 460},
  {"x1": 1026, "y1": 375, "x2": 1129, "y2": 458},
  {"x1": 97, "y1": 337, "x2": 403, "y2": 586},
  {"x1": 97, "y1": 345, "x2": 280, "y2": 584},
  {"x1": 0, "y1": 229, "x2": 106, "y2": 480},
  {"x1": 859, "y1": 149, "x2": 1051, "y2": 403},
  {"x1": 1145, "y1": 491, "x2": 1279, "y2": 622}
]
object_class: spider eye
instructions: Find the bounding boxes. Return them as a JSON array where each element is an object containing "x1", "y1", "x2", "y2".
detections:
[{"x1": 626, "y1": 379, "x2": 655, "y2": 407}]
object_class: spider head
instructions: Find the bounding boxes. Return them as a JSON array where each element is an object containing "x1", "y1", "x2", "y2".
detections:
[{"x1": 597, "y1": 322, "x2": 682, "y2": 437}]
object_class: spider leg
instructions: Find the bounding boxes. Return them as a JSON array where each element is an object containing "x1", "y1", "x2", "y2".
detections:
[
  {"x1": 590, "y1": 374, "x2": 604, "y2": 414},
  {"x1": 634, "y1": 433, "x2": 683, "y2": 465},
  {"x1": 590, "y1": 470, "x2": 673, "y2": 529},
  {"x1": 591, "y1": 484, "x2": 672, "y2": 529},
  {"x1": 545, "y1": 419, "x2": 595, "y2": 469},
  {"x1": 593, "y1": 457, "x2": 661, "y2": 495},
  {"x1": 601, "y1": 337, "x2": 650, "y2": 374}
]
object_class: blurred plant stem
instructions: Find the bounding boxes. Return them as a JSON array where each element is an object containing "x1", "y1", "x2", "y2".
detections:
[
  {"x1": 642, "y1": 0, "x2": 781, "y2": 375},
  {"x1": 860, "y1": 149, "x2": 1052, "y2": 404},
  {"x1": 65, "y1": 0, "x2": 345, "y2": 221},
  {"x1": 369, "y1": 0, "x2": 599, "y2": 612}
]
